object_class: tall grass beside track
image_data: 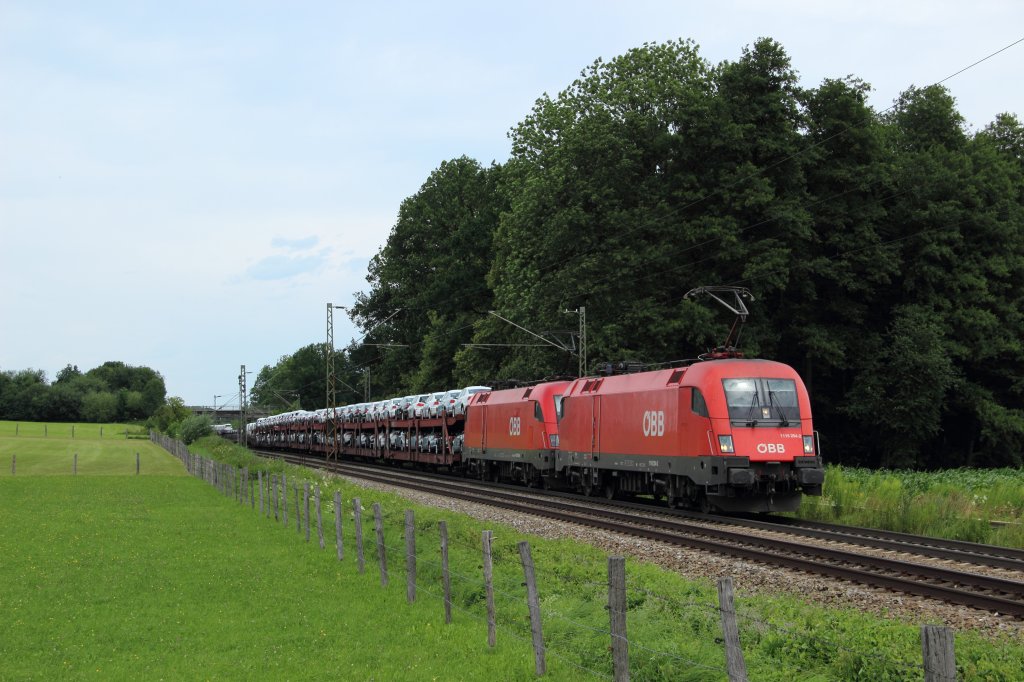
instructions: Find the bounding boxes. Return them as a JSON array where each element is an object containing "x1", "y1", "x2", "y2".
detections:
[
  {"x1": 1, "y1": 431, "x2": 1022, "y2": 680},
  {"x1": 797, "y1": 465, "x2": 1024, "y2": 548}
]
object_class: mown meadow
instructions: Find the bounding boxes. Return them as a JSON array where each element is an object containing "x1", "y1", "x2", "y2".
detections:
[
  {"x1": 1, "y1": 426, "x2": 1022, "y2": 680},
  {"x1": 0, "y1": 420, "x2": 175, "y2": 476},
  {"x1": 797, "y1": 465, "x2": 1024, "y2": 548}
]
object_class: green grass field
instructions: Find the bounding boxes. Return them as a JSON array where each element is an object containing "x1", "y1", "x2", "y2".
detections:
[
  {"x1": 0, "y1": 420, "x2": 149, "y2": 440},
  {"x1": 1, "y1": 429, "x2": 1022, "y2": 680},
  {"x1": 0, "y1": 437, "x2": 183, "y2": 476},
  {"x1": 0, "y1": 476, "x2": 545, "y2": 680}
]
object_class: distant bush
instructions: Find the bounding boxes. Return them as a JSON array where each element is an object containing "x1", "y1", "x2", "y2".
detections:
[{"x1": 178, "y1": 415, "x2": 213, "y2": 445}]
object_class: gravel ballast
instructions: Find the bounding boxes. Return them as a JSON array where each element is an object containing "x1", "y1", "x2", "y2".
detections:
[{"x1": 339, "y1": 473, "x2": 1024, "y2": 641}]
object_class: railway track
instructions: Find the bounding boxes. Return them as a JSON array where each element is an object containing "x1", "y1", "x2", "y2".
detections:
[{"x1": 257, "y1": 450, "x2": 1024, "y2": 618}]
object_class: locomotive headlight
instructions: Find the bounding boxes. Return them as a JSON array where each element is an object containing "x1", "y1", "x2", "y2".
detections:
[
  {"x1": 803, "y1": 435, "x2": 814, "y2": 454},
  {"x1": 718, "y1": 435, "x2": 735, "y2": 454}
]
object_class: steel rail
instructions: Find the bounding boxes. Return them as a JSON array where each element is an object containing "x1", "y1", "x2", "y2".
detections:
[{"x1": 262, "y1": 451, "x2": 1024, "y2": 618}]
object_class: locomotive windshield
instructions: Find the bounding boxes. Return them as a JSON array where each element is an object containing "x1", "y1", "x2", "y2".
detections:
[{"x1": 723, "y1": 378, "x2": 801, "y2": 424}]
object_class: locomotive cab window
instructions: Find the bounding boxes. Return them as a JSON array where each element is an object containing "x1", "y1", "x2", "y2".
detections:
[
  {"x1": 554, "y1": 395, "x2": 565, "y2": 422},
  {"x1": 765, "y1": 379, "x2": 800, "y2": 423},
  {"x1": 722, "y1": 378, "x2": 801, "y2": 424},
  {"x1": 534, "y1": 400, "x2": 544, "y2": 421}
]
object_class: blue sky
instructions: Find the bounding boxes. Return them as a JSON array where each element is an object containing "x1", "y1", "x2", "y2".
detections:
[{"x1": 2, "y1": 1, "x2": 1021, "y2": 407}]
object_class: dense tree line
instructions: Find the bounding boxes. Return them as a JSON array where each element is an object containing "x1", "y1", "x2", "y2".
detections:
[
  {"x1": 260, "y1": 38, "x2": 1024, "y2": 470},
  {"x1": 0, "y1": 361, "x2": 167, "y2": 423}
]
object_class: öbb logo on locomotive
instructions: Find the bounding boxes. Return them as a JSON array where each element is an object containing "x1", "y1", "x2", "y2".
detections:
[
  {"x1": 641, "y1": 410, "x2": 665, "y2": 437},
  {"x1": 756, "y1": 443, "x2": 786, "y2": 454},
  {"x1": 509, "y1": 416, "x2": 521, "y2": 436}
]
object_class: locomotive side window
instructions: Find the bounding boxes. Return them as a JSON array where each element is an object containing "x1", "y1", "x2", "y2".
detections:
[
  {"x1": 534, "y1": 400, "x2": 544, "y2": 421},
  {"x1": 691, "y1": 387, "x2": 709, "y2": 417},
  {"x1": 554, "y1": 395, "x2": 565, "y2": 422}
]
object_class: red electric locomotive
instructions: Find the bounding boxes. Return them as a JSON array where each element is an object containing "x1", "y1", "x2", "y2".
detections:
[
  {"x1": 554, "y1": 358, "x2": 823, "y2": 513},
  {"x1": 462, "y1": 380, "x2": 571, "y2": 486}
]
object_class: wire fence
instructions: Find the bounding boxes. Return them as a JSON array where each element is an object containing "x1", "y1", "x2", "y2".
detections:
[{"x1": 154, "y1": 432, "x2": 963, "y2": 682}]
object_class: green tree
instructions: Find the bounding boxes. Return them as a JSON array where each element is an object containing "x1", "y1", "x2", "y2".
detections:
[
  {"x1": 80, "y1": 391, "x2": 118, "y2": 423},
  {"x1": 842, "y1": 306, "x2": 956, "y2": 467},
  {"x1": 477, "y1": 39, "x2": 718, "y2": 381},
  {"x1": 147, "y1": 397, "x2": 192, "y2": 433},
  {"x1": 179, "y1": 414, "x2": 213, "y2": 444},
  {"x1": 351, "y1": 157, "x2": 504, "y2": 393},
  {"x1": 252, "y1": 343, "x2": 334, "y2": 410},
  {"x1": 859, "y1": 85, "x2": 1024, "y2": 467},
  {"x1": 0, "y1": 369, "x2": 48, "y2": 421},
  {"x1": 55, "y1": 364, "x2": 81, "y2": 383}
]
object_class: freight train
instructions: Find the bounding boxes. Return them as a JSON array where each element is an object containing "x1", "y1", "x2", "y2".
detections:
[{"x1": 246, "y1": 287, "x2": 824, "y2": 513}]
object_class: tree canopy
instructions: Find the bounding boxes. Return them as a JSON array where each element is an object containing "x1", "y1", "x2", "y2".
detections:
[
  {"x1": 302, "y1": 37, "x2": 1023, "y2": 469},
  {"x1": 0, "y1": 361, "x2": 168, "y2": 423}
]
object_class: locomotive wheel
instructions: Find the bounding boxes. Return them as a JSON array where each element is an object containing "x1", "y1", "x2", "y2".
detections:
[
  {"x1": 699, "y1": 494, "x2": 713, "y2": 514},
  {"x1": 603, "y1": 480, "x2": 616, "y2": 500},
  {"x1": 581, "y1": 471, "x2": 594, "y2": 497}
]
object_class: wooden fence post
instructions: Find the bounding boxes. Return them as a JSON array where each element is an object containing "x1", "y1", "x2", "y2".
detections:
[
  {"x1": 518, "y1": 541, "x2": 546, "y2": 676},
  {"x1": 273, "y1": 476, "x2": 280, "y2": 521},
  {"x1": 353, "y1": 497, "x2": 364, "y2": 572},
  {"x1": 294, "y1": 484, "x2": 301, "y2": 533},
  {"x1": 136, "y1": 452, "x2": 140, "y2": 475},
  {"x1": 608, "y1": 556, "x2": 629, "y2": 682},
  {"x1": 921, "y1": 625, "x2": 956, "y2": 682},
  {"x1": 280, "y1": 475, "x2": 288, "y2": 522},
  {"x1": 717, "y1": 577, "x2": 748, "y2": 682},
  {"x1": 259, "y1": 471, "x2": 264, "y2": 515},
  {"x1": 405, "y1": 510, "x2": 416, "y2": 603},
  {"x1": 440, "y1": 521, "x2": 452, "y2": 624},
  {"x1": 282, "y1": 475, "x2": 288, "y2": 526},
  {"x1": 334, "y1": 491, "x2": 344, "y2": 560},
  {"x1": 304, "y1": 482, "x2": 311, "y2": 542},
  {"x1": 483, "y1": 530, "x2": 496, "y2": 648},
  {"x1": 373, "y1": 502, "x2": 388, "y2": 586},
  {"x1": 315, "y1": 486, "x2": 324, "y2": 549}
]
